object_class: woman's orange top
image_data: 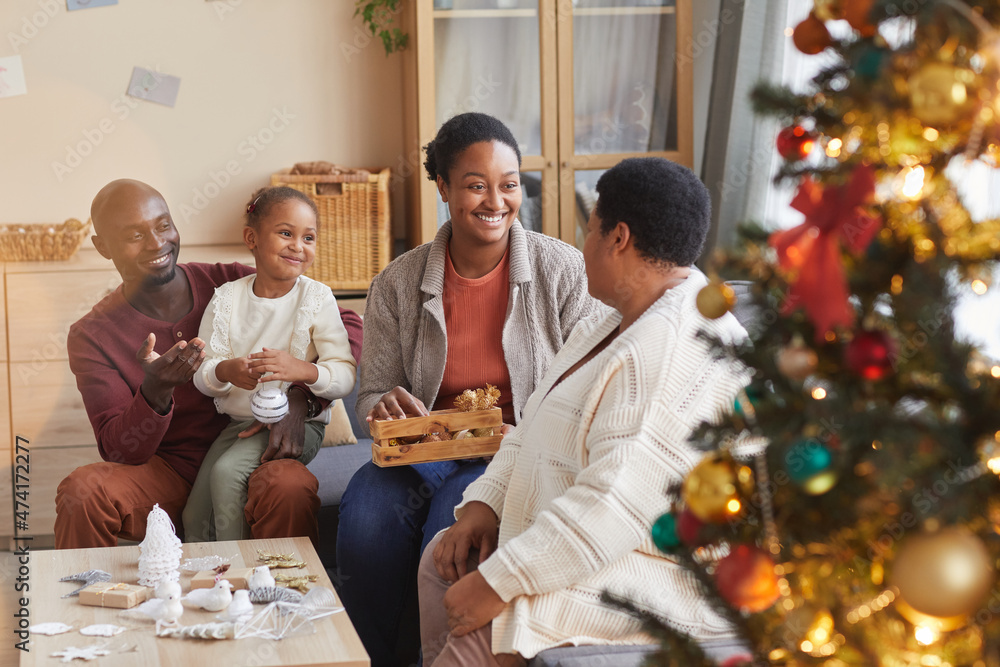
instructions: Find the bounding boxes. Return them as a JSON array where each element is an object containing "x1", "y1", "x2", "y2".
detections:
[{"x1": 435, "y1": 247, "x2": 515, "y2": 424}]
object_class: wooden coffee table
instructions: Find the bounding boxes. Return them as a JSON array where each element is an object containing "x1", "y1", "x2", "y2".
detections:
[{"x1": 20, "y1": 537, "x2": 369, "y2": 666}]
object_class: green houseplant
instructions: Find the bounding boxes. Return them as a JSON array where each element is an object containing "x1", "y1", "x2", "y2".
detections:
[{"x1": 354, "y1": 0, "x2": 408, "y2": 55}]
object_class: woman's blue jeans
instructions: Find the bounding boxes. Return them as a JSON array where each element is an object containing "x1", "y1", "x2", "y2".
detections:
[{"x1": 336, "y1": 459, "x2": 488, "y2": 667}]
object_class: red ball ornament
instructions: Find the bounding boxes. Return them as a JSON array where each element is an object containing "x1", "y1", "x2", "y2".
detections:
[
  {"x1": 792, "y1": 13, "x2": 832, "y2": 55},
  {"x1": 677, "y1": 508, "x2": 707, "y2": 546},
  {"x1": 843, "y1": 0, "x2": 877, "y2": 37},
  {"x1": 776, "y1": 126, "x2": 816, "y2": 161},
  {"x1": 715, "y1": 544, "x2": 781, "y2": 613},
  {"x1": 844, "y1": 329, "x2": 896, "y2": 380}
]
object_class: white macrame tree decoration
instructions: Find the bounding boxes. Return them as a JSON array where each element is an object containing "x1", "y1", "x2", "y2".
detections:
[{"x1": 138, "y1": 503, "x2": 182, "y2": 588}]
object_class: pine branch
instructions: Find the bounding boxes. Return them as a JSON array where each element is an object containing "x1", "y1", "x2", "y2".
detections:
[{"x1": 601, "y1": 592, "x2": 715, "y2": 667}]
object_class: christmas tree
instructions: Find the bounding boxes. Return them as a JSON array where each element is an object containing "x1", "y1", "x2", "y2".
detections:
[{"x1": 614, "y1": 1, "x2": 1000, "y2": 664}]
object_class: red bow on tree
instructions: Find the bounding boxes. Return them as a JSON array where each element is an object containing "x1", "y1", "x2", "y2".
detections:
[{"x1": 769, "y1": 165, "x2": 882, "y2": 339}]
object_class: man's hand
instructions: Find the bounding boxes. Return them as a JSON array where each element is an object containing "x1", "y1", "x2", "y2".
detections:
[
  {"x1": 434, "y1": 501, "x2": 499, "y2": 583},
  {"x1": 248, "y1": 348, "x2": 318, "y2": 384},
  {"x1": 137, "y1": 333, "x2": 205, "y2": 414},
  {"x1": 216, "y1": 357, "x2": 258, "y2": 390},
  {"x1": 258, "y1": 385, "x2": 309, "y2": 463},
  {"x1": 367, "y1": 386, "x2": 429, "y2": 422},
  {"x1": 443, "y1": 570, "x2": 505, "y2": 637}
]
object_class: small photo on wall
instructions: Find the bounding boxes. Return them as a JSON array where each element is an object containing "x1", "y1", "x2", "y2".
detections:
[
  {"x1": 0, "y1": 55, "x2": 28, "y2": 99},
  {"x1": 127, "y1": 67, "x2": 181, "y2": 108},
  {"x1": 67, "y1": 0, "x2": 119, "y2": 10}
]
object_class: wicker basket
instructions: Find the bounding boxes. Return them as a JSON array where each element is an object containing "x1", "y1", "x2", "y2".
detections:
[
  {"x1": 270, "y1": 167, "x2": 391, "y2": 291},
  {"x1": 0, "y1": 218, "x2": 91, "y2": 261}
]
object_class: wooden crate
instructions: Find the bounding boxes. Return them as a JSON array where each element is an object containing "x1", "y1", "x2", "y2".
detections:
[{"x1": 371, "y1": 408, "x2": 502, "y2": 467}]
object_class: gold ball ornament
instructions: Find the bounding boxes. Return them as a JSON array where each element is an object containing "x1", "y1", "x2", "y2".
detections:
[
  {"x1": 682, "y1": 452, "x2": 752, "y2": 523},
  {"x1": 776, "y1": 340, "x2": 819, "y2": 382},
  {"x1": 696, "y1": 282, "x2": 736, "y2": 319},
  {"x1": 908, "y1": 63, "x2": 976, "y2": 126},
  {"x1": 891, "y1": 527, "x2": 995, "y2": 622},
  {"x1": 812, "y1": 0, "x2": 842, "y2": 21}
]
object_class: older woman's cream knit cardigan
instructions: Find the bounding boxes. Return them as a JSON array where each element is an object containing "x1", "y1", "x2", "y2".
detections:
[{"x1": 458, "y1": 268, "x2": 750, "y2": 658}]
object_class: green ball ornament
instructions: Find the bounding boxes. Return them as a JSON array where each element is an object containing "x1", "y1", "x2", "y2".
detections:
[
  {"x1": 652, "y1": 512, "x2": 681, "y2": 553},
  {"x1": 855, "y1": 46, "x2": 886, "y2": 79},
  {"x1": 785, "y1": 440, "x2": 837, "y2": 495}
]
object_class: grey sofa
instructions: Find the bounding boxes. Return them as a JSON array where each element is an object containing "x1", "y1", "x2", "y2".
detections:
[{"x1": 306, "y1": 376, "x2": 373, "y2": 571}]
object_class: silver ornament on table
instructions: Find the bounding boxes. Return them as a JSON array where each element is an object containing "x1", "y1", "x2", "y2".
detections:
[
  {"x1": 250, "y1": 387, "x2": 289, "y2": 424},
  {"x1": 59, "y1": 570, "x2": 111, "y2": 598},
  {"x1": 249, "y1": 586, "x2": 304, "y2": 604},
  {"x1": 137, "y1": 504, "x2": 182, "y2": 588}
]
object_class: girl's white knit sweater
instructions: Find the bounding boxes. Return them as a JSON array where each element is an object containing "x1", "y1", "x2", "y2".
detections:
[{"x1": 457, "y1": 269, "x2": 749, "y2": 658}]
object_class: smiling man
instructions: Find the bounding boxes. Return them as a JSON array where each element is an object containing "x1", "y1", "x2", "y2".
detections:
[{"x1": 54, "y1": 179, "x2": 362, "y2": 548}]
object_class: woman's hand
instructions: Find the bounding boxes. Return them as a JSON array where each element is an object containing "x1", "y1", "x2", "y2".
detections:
[
  {"x1": 248, "y1": 348, "x2": 319, "y2": 384},
  {"x1": 216, "y1": 357, "x2": 257, "y2": 390},
  {"x1": 366, "y1": 386, "x2": 429, "y2": 422},
  {"x1": 434, "y1": 501, "x2": 499, "y2": 583},
  {"x1": 443, "y1": 570, "x2": 505, "y2": 637}
]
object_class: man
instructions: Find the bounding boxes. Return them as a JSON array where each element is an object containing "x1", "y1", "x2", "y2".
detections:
[{"x1": 54, "y1": 179, "x2": 362, "y2": 549}]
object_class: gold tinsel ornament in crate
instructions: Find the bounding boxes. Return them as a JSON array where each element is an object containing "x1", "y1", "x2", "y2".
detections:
[{"x1": 0, "y1": 218, "x2": 91, "y2": 261}]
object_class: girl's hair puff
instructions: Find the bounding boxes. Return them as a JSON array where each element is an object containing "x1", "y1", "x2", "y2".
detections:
[{"x1": 245, "y1": 186, "x2": 318, "y2": 229}]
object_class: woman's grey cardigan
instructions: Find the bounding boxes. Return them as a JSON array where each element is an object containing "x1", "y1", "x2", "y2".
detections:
[{"x1": 356, "y1": 220, "x2": 601, "y2": 430}]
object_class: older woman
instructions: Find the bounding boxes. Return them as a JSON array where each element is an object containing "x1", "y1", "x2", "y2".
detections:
[
  {"x1": 337, "y1": 112, "x2": 600, "y2": 667},
  {"x1": 418, "y1": 157, "x2": 749, "y2": 666}
]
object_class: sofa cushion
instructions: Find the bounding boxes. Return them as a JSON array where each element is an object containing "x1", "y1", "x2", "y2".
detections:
[{"x1": 307, "y1": 440, "x2": 372, "y2": 507}]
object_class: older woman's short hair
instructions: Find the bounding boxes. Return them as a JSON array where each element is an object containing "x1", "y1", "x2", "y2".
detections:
[{"x1": 595, "y1": 157, "x2": 710, "y2": 267}]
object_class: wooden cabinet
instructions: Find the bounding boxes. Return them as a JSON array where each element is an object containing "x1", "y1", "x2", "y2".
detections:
[
  {"x1": 1, "y1": 245, "x2": 254, "y2": 545},
  {"x1": 400, "y1": 0, "x2": 692, "y2": 249}
]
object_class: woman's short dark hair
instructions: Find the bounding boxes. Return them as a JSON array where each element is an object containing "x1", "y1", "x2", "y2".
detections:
[
  {"x1": 244, "y1": 186, "x2": 318, "y2": 229},
  {"x1": 424, "y1": 113, "x2": 522, "y2": 184},
  {"x1": 594, "y1": 157, "x2": 710, "y2": 267}
]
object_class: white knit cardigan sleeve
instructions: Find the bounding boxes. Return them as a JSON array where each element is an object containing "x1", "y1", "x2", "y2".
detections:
[
  {"x1": 477, "y1": 329, "x2": 746, "y2": 602},
  {"x1": 456, "y1": 430, "x2": 523, "y2": 522}
]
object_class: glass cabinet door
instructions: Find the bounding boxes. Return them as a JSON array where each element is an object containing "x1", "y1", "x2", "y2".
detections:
[
  {"x1": 558, "y1": 0, "x2": 691, "y2": 248},
  {"x1": 431, "y1": 0, "x2": 557, "y2": 234}
]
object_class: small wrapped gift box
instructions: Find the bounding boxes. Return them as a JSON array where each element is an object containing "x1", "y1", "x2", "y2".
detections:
[
  {"x1": 191, "y1": 567, "x2": 253, "y2": 590},
  {"x1": 78, "y1": 582, "x2": 149, "y2": 609}
]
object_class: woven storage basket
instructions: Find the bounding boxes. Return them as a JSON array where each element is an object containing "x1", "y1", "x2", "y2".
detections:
[
  {"x1": 0, "y1": 218, "x2": 91, "y2": 261},
  {"x1": 270, "y1": 167, "x2": 391, "y2": 291}
]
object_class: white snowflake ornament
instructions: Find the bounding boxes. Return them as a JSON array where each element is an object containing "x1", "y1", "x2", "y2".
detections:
[
  {"x1": 137, "y1": 503, "x2": 182, "y2": 588},
  {"x1": 50, "y1": 645, "x2": 111, "y2": 662}
]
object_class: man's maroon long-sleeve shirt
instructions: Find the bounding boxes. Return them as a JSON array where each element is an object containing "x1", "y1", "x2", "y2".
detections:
[{"x1": 67, "y1": 262, "x2": 363, "y2": 484}]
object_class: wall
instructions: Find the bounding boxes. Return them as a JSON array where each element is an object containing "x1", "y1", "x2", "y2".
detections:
[{"x1": 0, "y1": 0, "x2": 405, "y2": 247}]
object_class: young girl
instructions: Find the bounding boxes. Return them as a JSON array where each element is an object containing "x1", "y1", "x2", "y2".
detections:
[{"x1": 183, "y1": 186, "x2": 356, "y2": 542}]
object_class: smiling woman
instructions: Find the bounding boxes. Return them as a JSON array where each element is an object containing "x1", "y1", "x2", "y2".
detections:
[{"x1": 337, "y1": 113, "x2": 602, "y2": 667}]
